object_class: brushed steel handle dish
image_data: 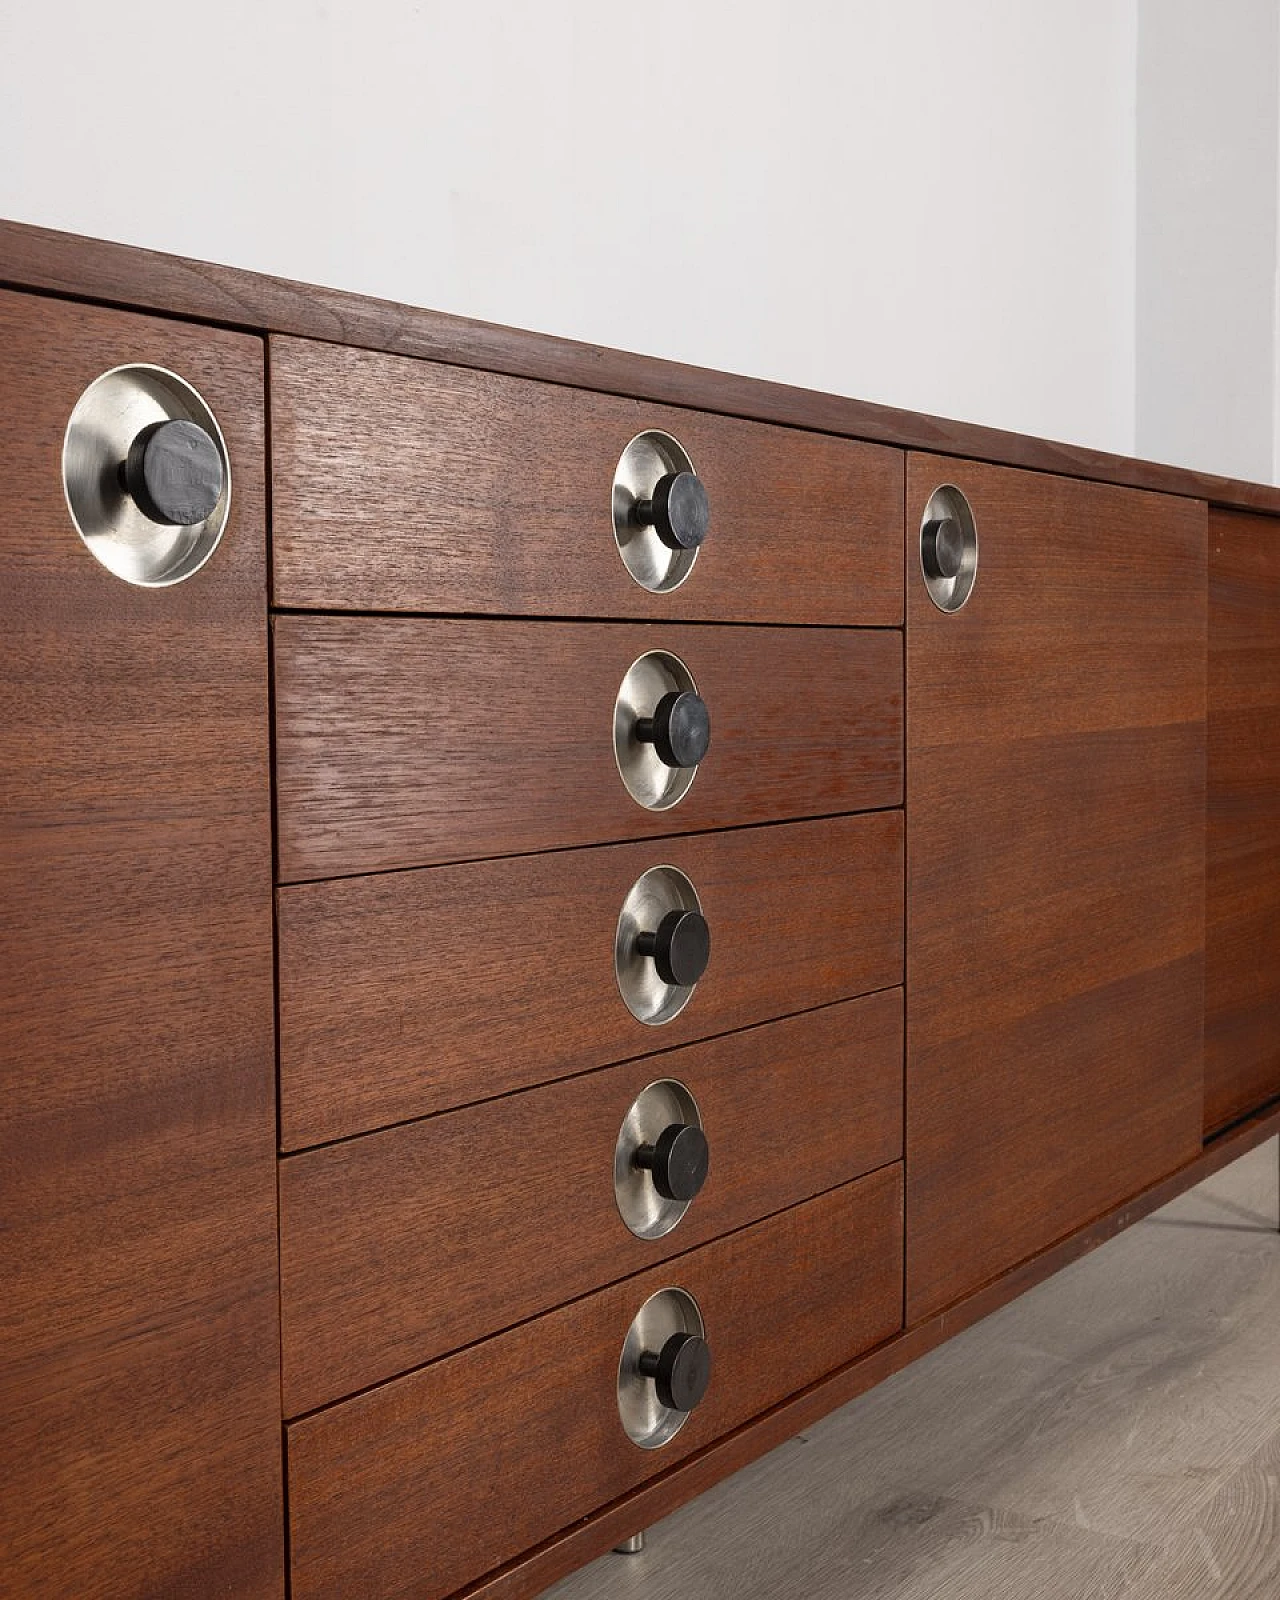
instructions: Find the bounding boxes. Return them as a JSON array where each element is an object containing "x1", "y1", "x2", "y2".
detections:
[
  {"x1": 615, "y1": 867, "x2": 708, "y2": 1026},
  {"x1": 617, "y1": 1287, "x2": 708, "y2": 1448},
  {"x1": 919, "y1": 485, "x2": 978, "y2": 612},
  {"x1": 614, "y1": 651, "x2": 708, "y2": 811},
  {"x1": 614, "y1": 1079, "x2": 708, "y2": 1238},
  {"x1": 613, "y1": 430, "x2": 707, "y2": 593},
  {"x1": 63, "y1": 364, "x2": 231, "y2": 587}
]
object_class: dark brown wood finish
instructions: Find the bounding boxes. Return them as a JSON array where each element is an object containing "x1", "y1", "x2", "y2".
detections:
[
  {"x1": 0, "y1": 291, "x2": 282, "y2": 1594},
  {"x1": 457, "y1": 1100, "x2": 1280, "y2": 1600},
  {"x1": 3, "y1": 219, "x2": 1280, "y2": 517},
  {"x1": 280, "y1": 990, "x2": 902, "y2": 1415},
  {"x1": 270, "y1": 337, "x2": 904, "y2": 623},
  {"x1": 906, "y1": 455, "x2": 1206, "y2": 1324},
  {"x1": 1206, "y1": 508, "x2": 1280, "y2": 1133},
  {"x1": 274, "y1": 617, "x2": 901, "y2": 880},
  {"x1": 7, "y1": 216, "x2": 1278, "y2": 1600},
  {"x1": 287, "y1": 1167, "x2": 903, "y2": 1600},
  {"x1": 278, "y1": 810, "x2": 903, "y2": 1148}
]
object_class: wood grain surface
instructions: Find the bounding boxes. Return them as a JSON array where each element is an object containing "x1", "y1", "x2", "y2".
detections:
[
  {"x1": 287, "y1": 1167, "x2": 904, "y2": 1600},
  {"x1": 270, "y1": 337, "x2": 904, "y2": 623},
  {"x1": 3, "y1": 218, "x2": 1279, "y2": 519},
  {"x1": 273, "y1": 617, "x2": 902, "y2": 881},
  {"x1": 454, "y1": 1104, "x2": 1280, "y2": 1600},
  {"x1": 905, "y1": 455, "x2": 1206, "y2": 1324},
  {"x1": 278, "y1": 810, "x2": 903, "y2": 1148},
  {"x1": 0, "y1": 291, "x2": 282, "y2": 1595},
  {"x1": 540, "y1": 1135, "x2": 1280, "y2": 1600},
  {"x1": 280, "y1": 990, "x2": 902, "y2": 1415},
  {"x1": 1206, "y1": 508, "x2": 1280, "y2": 1133},
  {"x1": 1119, "y1": 1418, "x2": 1280, "y2": 1599}
]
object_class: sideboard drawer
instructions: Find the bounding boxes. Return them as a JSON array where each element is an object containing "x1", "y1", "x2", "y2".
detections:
[
  {"x1": 280, "y1": 990, "x2": 902, "y2": 1415},
  {"x1": 270, "y1": 336, "x2": 903, "y2": 626},
  {"x1": 273, "y1": 617, "x2": 902, "y2": 881},
  {"x1": 287, "y1": 1166, "x2": 903, "y2": 1600},
  {"x1": 278, "y1": 810, "x2": 904, "y2": 1147}
]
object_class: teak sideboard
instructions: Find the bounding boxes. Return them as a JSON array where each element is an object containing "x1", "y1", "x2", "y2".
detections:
[{"x1": 3, "y1": 219, "x2": 1279, "y2": 1600}]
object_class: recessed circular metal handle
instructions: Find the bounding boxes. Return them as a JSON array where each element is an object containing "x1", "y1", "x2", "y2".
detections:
[
  {"x1": 634, "y1": 691, "x2": 711, "y2": 770},
  {"x1": 633, "y1": 471, "x2": 710, "y2": 552},
  {"x1": 919, "y1": 485, "x2": 978, "y2": 612},
  {"x1": 122, "y1": 418, "x2": 225, "y2": 527},
  {"x1": 616, "y1": 867, "x2": 705, "y2": 1026},
  {"x1": 634, "y1": 1122, "x2": 709, "y2": 1203},
  {"x1": 614, "y1": 1079, "x2": 705, "y2": 1238},
  {"x1": 638, "y1": 1332, "x2": 711, "y2": 1413},
  {"x1": 613, "y1": 431, "x2": 703, "y2": 593},
  {"x1": 618, "y1": 1287, "x2": 707, "y2": 1447},
  {"x1": 63, "y1": 364, "x2": 231, "y2": 587},
  {"x1": 614, "y1": 652, "x2": 705, "y2": 811},
  {"x1": 636, "y1": 909, "x2": 710, "y2": 988}
]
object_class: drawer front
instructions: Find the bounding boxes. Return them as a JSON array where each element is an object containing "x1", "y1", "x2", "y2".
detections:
[
  {"x1": 287, "y1": 1166, "x2": 903, "y2": 1600},
  {"x1": 280, "y1": 990, "x2": 902, "y2": 1415},
  {"x1": 270, "y1": 336, "x2": 903, "y2": 625},
  {"x1": 279, "y1": 810, "x2": 904, "y2": 1147},
  {"x1": 274, "y1": 617, "x2": 902, "y2": 881}
]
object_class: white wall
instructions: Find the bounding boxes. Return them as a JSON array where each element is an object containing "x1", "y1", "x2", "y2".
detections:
[
  {"x1": 0, "y1": 2, "x2": 1141, "y2": 457},
  {"x1": 1136, "y1": 0, "x2": 1280, "y2": 483}
]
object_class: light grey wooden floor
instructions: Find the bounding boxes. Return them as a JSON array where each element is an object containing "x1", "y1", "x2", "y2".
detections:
[{"x1": 541, "y1": 1138, "x2": 1280, "y2": 1600}]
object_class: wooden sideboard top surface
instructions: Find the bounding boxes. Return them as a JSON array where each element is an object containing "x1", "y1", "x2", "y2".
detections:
[{"x1": 3, "y1": 216, "x2": 1279, "y2": 518}]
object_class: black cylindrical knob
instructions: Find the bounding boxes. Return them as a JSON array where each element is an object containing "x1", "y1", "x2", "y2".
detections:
[
  {"x1": 921, "y1": 516, "x2": 966, "y2": 581},
  {"x1": 634, "y1": 691, "x2": 711, "y2": 769},
  {"x1": 634, "y1": 1122, "x2": 710, "y2": 1202},
  {"x1": 636, "y1": 909, "x2": 710, "y2": 988},
  {"x1": 633, "y1": 471, "x2": 710, "y2": 551},
  {"x1": 122, "y1": 418, "x2": 224, "y2": 527},
  {"x1": 638, "y1": 1331, "x2": 711, "y2": 1412}
]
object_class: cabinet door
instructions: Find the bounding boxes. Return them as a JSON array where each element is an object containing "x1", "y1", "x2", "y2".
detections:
[
  {"x1": 0, "y1": 292, "x2": 282, "y2": 1595},
  {"x1": 1206, "y1": 507, "x2": 1280, "y2": 1132},
  {"x1": 906, "y1": 455, "x2": 1205, "y2": 1324}
]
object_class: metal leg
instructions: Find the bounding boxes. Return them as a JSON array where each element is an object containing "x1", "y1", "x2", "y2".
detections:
[{"x1": 613, "y1": 1533, "x2": 646, "y2": 1555}]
